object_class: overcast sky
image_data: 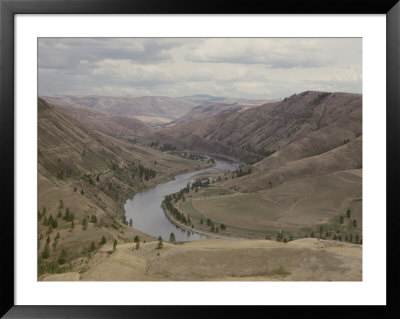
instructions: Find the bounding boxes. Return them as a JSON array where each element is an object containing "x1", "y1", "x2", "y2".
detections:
[{"x1": 38, "y1": 38, "x2": 362, "y2": 99}]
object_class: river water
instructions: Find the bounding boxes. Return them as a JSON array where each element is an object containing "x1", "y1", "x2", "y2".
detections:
[{"x1": 124, "y1": 159, "x2": 238, "y2": 242}]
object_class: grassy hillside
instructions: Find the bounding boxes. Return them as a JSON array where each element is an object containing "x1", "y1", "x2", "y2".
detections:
[
  {"x1": 37, "y1": 98, "x2": 209, "y2": 276},
  {"x1": 41, "y1": 238, "x2": 362, "y2": 281}
]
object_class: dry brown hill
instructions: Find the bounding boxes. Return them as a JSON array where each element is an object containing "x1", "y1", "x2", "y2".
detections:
[
  {"x1": 52, "y1": 103, "x2": 152, "y2": 139},
  {"x1": 41, "y1": 95, "x2": 198, "y2": 126},
  {"x1": 144, "y1": 91, "x2": 361, "y2": 164},
  {"x1": 37, "y1": 98, "x2": 209, "y2": 273},
  {"x1": 172, "y1": 100, "x2": 272, "y2": 125},
  {"x1": 41, "y1": 238, "x2": 362, "y2": 281}
]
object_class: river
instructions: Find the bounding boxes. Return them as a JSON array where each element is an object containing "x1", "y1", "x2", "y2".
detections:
[{"x1": 124, "y1": 159, "x2": 239, "y2": 242}]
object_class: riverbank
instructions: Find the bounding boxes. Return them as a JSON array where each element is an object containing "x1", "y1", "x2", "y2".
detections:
[
  {"x1": 119, "y1": 160, "x2": 214, "y2": 229},
  {"x1": 124, "y1": 159, "x2": 238, "y2": 242}
]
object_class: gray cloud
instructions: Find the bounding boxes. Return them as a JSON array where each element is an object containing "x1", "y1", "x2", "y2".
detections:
[
  {"x1": 38, "y1": 38, "x2": 182, "y2": 69},
  {"x1": 38, "y1": 38, "x2": 362, "y2": 99}
]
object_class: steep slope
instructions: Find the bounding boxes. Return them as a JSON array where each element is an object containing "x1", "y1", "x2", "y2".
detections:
[
  {"x1": 37, "y1": 98, "x2": 209, "y2": 272},
  {"x1": 41, "y1": 95, "x2": 198, "y2": 126},
  {"x1": 53, "y1": 103, "x2": 152, "y2": 139},
  {"x1": 144, "y1": 91, "x2": 362, "y2": 163}
]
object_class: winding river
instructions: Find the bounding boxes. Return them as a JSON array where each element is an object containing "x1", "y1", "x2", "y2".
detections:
[{"x1": 124, "y1": 159, "x2": 239, "y2": 242}]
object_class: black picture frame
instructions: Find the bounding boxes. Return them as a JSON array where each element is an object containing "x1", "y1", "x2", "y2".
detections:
[{"x1": 1, "y1": 0, "x2": 399, "y2": 317}]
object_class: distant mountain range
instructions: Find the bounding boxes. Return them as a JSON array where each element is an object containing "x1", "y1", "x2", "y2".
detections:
[
  {"x1": 41, "y1": 95, "x2": 198, "y2": 126},
  {"x1": 41, "y1": 95, "x2": 273, "y2": 127}
]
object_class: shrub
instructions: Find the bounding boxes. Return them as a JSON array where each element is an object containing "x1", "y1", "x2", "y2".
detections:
[{"x1": 157, "y1": 236, "x2": 163, "y2": 249}]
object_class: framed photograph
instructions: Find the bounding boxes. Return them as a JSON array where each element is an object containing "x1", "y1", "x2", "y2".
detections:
[{"x1": 1, "y1": 0, "x2": 399, "y2": 317}]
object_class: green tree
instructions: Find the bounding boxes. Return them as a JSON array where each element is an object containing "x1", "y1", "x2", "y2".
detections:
[
  {"x1": 339, "y1": 216, "x2": 344, "y2": 224},
  {"x1": 169, "y1": 232, "x2": 176, "y2": 242},
  {"x1": 346, "y1": 209, "x2": 351, "y2": 218},
  {"x1": 71, "y1": 220, "x2": 74, "y2": 229},
  {"x1": 113, "y1": 239, "x2": 117, "y2": 251},
  {"x1": 57, "y1": 210, "x2": 62, "y2": 218},
  {"x1": 157, "y1": 236, "x2": 163, "y2": 249},
  {"x1": 206, "y1": 218, "x2": 211, "y2": 226},
  {"x1": 59, "y1": 200, "x2": 64, "y2": 209},
  {"x1": 129, "y1": 218, "x2": 133, "y2": 227},
  {"x1": 89, "y1": 241, "x2": 96, "y2": 252},
  {"x1": 82, "y1": 217, "x2": 88, "y2": 230},
  {"x1": 81, "y1": 189, "x2": 84, "y2": 195},
  {"x1": 352, "y1": 219, "x2": 357, "y2": 227},
  {"x1": 42, "y1": 216, "x2": 48, "y2": 226},
  {"x1": 355, "y1": 234, "x2": 360, "y2": 244},
  {"x1": 41, "y1": 242, "x2": 50, "y2": 259},
  {"x1": 100, "y1": 235, "x2": 106, "y2": 245},
  {"x1": 96, "y1": 175, "x2": 100, "y2": 182},
  {"x1": 74, "y1": 187, "x2": 77, "y2": 192},
  {"x1": 90, "y1": 215, "x2": 97, "y2": 224},
  {"x1": 57, "y1": 249, "x2": 68, "y2": 265},
  {"x1": 276, "y1": 232, "x2": 283, "y2": 242},
  {"x1": 134, "y1": 235, "x2": 140, "y2": 244},
  {"x1": 136, "y1": 241, "x2": 140, "y2": 250}
]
